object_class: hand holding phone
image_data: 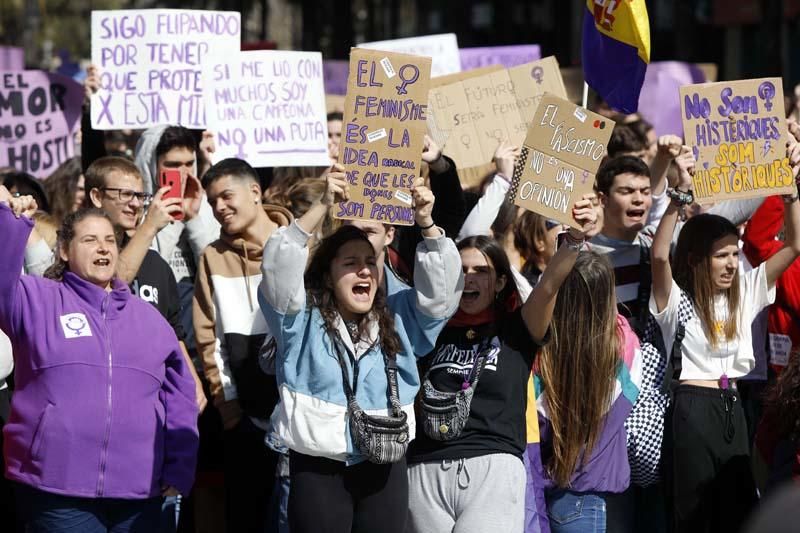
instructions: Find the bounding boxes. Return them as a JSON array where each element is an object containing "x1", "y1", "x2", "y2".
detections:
[{"x1": 160, "y1": 170, "x2": 184, "y2": 221}]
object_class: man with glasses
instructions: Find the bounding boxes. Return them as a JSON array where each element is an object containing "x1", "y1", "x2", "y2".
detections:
[{"x1": 83, "y1": 156, "x2": 206, "y2": 413}]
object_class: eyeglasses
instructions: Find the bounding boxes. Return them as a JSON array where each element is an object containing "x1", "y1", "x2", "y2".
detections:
[{"x1": 100, "y1": 187, "x2": 152, "y2": 203}]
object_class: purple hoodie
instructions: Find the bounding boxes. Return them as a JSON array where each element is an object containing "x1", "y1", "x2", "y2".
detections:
[{"x1": 0, "y1": 203, "x2": 198, "y2": 499}]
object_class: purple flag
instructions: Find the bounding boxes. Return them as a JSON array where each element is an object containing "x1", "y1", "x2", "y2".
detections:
[{"x1": 323, "y1": 60, "x2": 349, "y2": 96}]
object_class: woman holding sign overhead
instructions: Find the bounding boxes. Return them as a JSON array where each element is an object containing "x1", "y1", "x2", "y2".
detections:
[
  {"x1": 650, "y1": 131, "x2": 800, "y2": 532},
  {"x1": 257, "y1": 166, "x2": 462, "y2": 533}
]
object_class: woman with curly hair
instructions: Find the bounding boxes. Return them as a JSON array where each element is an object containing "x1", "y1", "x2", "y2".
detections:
[{"x1": 258, "y1": 166, "x2": 463, "y2": 533}]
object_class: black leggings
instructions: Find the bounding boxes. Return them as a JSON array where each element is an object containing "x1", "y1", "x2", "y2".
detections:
[
  {"x1": 289, "y1": 451, "x2": 408, "y2": 533},
  {"x1": 671, "y1": 385, "x2": 758, "y2": 532}
]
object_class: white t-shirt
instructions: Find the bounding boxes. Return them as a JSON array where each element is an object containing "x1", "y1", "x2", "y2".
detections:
[{"x1": 649, "y1": 263, "x2": 775, "y2": 381}]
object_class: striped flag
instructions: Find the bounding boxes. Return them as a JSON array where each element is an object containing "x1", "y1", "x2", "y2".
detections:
[{"x1": 582, "y1": 0, "x2": 651, "y2": 113}]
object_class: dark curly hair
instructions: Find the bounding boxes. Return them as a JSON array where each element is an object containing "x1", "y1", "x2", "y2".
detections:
[{"x1": 305, "y1": 225, "x2": 402, "y2": 360}]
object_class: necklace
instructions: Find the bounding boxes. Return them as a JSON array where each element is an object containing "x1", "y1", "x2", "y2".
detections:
[
  {"x1": 714, "y1": 320, "x2": 731, "y2": 390},
  {"x1": 344, "y1": 319, "x2": 360, "y2": 345}
]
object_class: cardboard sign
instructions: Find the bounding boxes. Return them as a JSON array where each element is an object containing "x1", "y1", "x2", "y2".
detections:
[
  {"x1": 0, "y1": 47, "x2": 24, "y2": 70},
  {"x1": 428, "y1": 56, "x2": 567, "y2": 187},
  {"x1": 459, "y1": 45, "x2": 541, "y2": 70},
  {"x1": 680, "y1": 78, "x2": 792, "y2": 203},
  {"x1": 334, "y1": 49, "x2": 431, "y2": 226},
  {"x1": 203, "y1": 51, "x2": 329, "y2": 168},
  {"x1": 359, "y1": 34, "x2": 459, "y2": 77},
  {"x1": 510, "y1": 94, "x2": 613, "y2": 228},
  {"x1": 90, "y1": 9, "x2": 241, "y2": 130},
  {"x1": 323, "y1": 59, "x2": 349, "y2": 96},
  {"x1": 0, "y1": 71, "x2": 84, "y2": 178}
]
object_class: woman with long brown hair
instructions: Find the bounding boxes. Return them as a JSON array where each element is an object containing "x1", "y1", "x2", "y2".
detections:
[
  {"x1": 650, "y1": 140, "x2": 800, "y2": 531},
  {"x1": 533, "y1": 249, "x2": 642, "y2": 532},
  {"x1": 258, "y1": 169, "x2": 462, "y2": 533}
]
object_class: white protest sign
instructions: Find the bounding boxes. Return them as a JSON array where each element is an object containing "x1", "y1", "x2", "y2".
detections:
[
  {"x1": 359, "y1": 34, "x2": 460, "y2": 77},
  {"x1": 202, "y1": 50, "x2": 329, "y2": 167},
  {"x1": 90, "y1": 9, "x2": 241, "y2": 130}
]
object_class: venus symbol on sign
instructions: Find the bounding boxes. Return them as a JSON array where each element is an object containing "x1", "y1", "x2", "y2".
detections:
[{"x1": 395, "y1": 64, "x2": 419, "y2": 95}]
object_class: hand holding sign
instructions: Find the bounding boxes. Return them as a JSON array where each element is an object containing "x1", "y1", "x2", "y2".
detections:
[
  {"x1": 411, "y1": 177, "x2": 436, "y2": 232},
  {"x1": 568, "y1": 195, "x2": 598, "y2": 241},
  {"x1": 324, "y1": 168, "x2": 351, "y2": 207},
  {"x1": 675, "y1": 148, "x2": 696, "y2": 190}
]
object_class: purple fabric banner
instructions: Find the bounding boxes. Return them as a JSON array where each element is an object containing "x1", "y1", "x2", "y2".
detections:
[
  {"x1": 323, "y1": 60, "x2": 349, "y2": 95},
  {"x1": 0, "y1": 46, "x2": 24, "y2": 70},
  {"x1": 459, "y1": 45, "x2": 541, "y2": 70},
  {"x1": 0, "y1": 71, "x2": 84, "y2": 178},
  {"x1": 638, "y1": 61, "x2": 707, "y2": 137}
]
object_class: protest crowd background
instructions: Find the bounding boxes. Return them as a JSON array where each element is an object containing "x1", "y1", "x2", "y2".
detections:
[{"x1": 5, "y1": 1, "x2": 800, "y2": 532}]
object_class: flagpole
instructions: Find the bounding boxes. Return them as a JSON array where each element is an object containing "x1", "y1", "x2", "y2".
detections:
[{"x1": 582, "y1": 82, "x2": 589, "y2": 109}]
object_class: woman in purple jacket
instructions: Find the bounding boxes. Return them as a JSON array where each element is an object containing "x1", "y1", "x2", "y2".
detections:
[{"x1": 0, "y1": 186, "x2": 198, "y2": 533}]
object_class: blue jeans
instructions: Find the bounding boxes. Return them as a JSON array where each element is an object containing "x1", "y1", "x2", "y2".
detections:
[
  {"x1": 546, "y1": 489, "x2": 607, "y2": 533},
  {"x1": 15, "y1": 483, "x2": 162, "y2": 533}
]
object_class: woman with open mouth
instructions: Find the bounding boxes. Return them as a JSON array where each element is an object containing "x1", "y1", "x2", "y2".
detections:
[
  {"x1": 650, "y1": 134, "x2": 800, "y2": 532},
  {"x1": 258, "y1": 166, "x2": 463, "y2": 533},
  {"x1": 0, "y1": 186, "x2": 198, "y2": 533}
]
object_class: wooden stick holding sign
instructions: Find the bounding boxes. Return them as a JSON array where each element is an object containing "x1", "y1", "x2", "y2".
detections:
[
  {"x1": 680, "y1": 77, "x2": 792, "y2": 203},
  {"x1": 509, "y1": 94, "x2": 613, "y2": 229},
  {"x1": 333, "y1": 48, "x2": 431, "y2": 226}
]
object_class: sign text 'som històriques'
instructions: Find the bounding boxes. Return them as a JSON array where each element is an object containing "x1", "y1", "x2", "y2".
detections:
[{"x1": 680, "y1": 78, "x2": 792, "y2": 203}]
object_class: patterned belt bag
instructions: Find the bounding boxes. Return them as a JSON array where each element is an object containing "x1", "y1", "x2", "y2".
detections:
[
  {"x1": 333, "y1": 335, "x2": 409, "y2": 464},
  {"x1": 420, "y1": 339, "x2": 491, "y2": 441}
]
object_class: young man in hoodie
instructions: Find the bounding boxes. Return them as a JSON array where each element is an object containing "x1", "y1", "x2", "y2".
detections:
[{"x1": 193, "y1": 158, "x2": 293, "y2": 533}]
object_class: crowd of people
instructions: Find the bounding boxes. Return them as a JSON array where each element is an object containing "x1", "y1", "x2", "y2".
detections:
[{"x1": 2, "y1": 56, "x2": 800, "y2": 533}]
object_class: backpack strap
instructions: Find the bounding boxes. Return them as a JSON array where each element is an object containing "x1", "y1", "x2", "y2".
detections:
[
  {"x1": 634, "y1": 236, "x2": 652, "y2": 338},
  {"x1": 659, "y1": 290, "x2": 694, "y2": 394}
]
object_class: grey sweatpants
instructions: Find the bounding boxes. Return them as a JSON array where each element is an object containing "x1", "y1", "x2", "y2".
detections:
[{"x1": 406, "y1": 453, "x2": 526, "y2": 533}]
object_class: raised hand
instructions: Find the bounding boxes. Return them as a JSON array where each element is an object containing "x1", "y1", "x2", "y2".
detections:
[
  {"x1": 568, "y1": 194, "x2": 599, "y2": 241},
  {"x1": 323, "y1": 164, "x2": 349, "y2": 206},
  {"x1": 493, "y1": 141, "x2": 521, "y2": 180},
  {"x1": 411, "y1": 176, "x2": 435, "y2": 230},
  {"x1": 657, "y1": 134, "x2": 683, "y2": 160}
]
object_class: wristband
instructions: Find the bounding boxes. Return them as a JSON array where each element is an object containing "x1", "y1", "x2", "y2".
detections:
[
  {"x1": 419, "y1": 221, "x2": 436, "y2": 231},
  {"x1": 666, "y1": 187, "x2": 694, "y2": 206},
  {"x1": 561, "y1": 231, "x2": 585, "y2": 252}
]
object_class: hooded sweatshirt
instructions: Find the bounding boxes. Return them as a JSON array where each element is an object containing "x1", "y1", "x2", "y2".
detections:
[
  {"x1": 193, "y1": 204, "x2": 293, "y2": 428},
  {"x1": 0, "y1": 203, "x2": 198, "y2": 498},
  {"x1": 133, "y1": 125, "x2": 220, "y2": 284}
]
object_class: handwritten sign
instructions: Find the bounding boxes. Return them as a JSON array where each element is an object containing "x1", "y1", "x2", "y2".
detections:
[
  {"x1": 90, "y1": 9, "x2": 241, "y2": 130},
  {"x1": 0, "y1": 71, "x2": 83, "y2": 178},
  {"x1": 428, "y1": 56, "x2": 567, "y2": 187},
  {"x1": 510, "y1": 94, "x2": 613, "y2": 228},
  {"x1": 203, "y1": 51, "x2": 329, "y2": 168},
  {"x1": 459, "y1": 45, "x2": 541, "y2": 70},
  {"x1": 0, "y1": 47, "x2": 24, "y2": 70},
  {"x1": 359, "y1": 34, "x2": 459, "y2": 77},
  {"x1": 680, "y1": 78, "x2": 792, "y2": 203},
  {"x1": 334, "y1": 49, "x2": 431, "y2": 226}
]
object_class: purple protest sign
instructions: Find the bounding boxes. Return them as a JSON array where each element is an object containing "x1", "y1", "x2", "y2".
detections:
[
  {"x1": 323, "y1": 60, "x2": 349, "y2": 96},
  {"x1": 0, "y1": 71, "x2": 83, "y2": 178},
  {"x1": 0, "y1": 46, "x2": 24, "y2": 70},
  {"x1": 637, "y1": 61, "x2": 707, "y2": 137},
  {"x1": 459, "y1": 45, "x2": 541, "y2": 70}
]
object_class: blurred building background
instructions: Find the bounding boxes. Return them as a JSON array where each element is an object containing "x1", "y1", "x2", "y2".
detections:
[{"x1": 2, "y1": 0, "x2": 800, "y2": 89}]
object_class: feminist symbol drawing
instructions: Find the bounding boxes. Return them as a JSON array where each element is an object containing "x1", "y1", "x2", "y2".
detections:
[{"x1": 59, "y1": 313, "x2": 93, "y2": 339}]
